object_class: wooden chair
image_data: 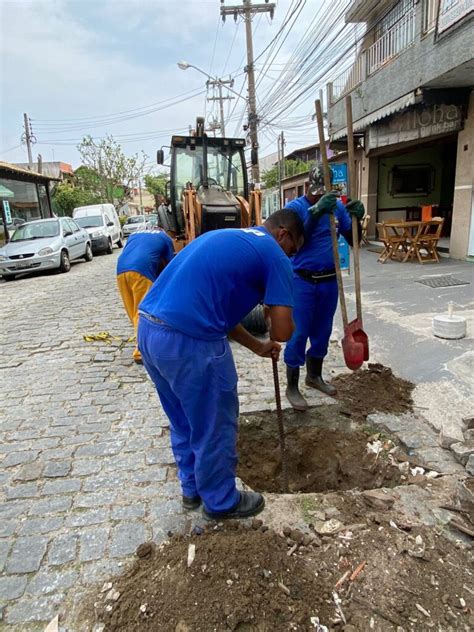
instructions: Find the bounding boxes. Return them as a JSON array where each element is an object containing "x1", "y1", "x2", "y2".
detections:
[
  {"x1": 376, "y1": 222, "x2": 408, "y2": 263},
  {"x1": 361, "y1": 214, "x2": 370, "y2": 245},
  {"x1": 416, "y1": 218, "x2": 444, "y2": 263}
]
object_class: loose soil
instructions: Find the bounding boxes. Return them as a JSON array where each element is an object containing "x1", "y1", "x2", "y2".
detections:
[
  {"x1": 332, "y1": 363, "x2": 414, "y2": 422},
  {"x1": 87, "y1": 520, "x2": 473, "y2": 632},
  {"x1": 237, "y1": 422, "x2": 403, "y2": 494}
]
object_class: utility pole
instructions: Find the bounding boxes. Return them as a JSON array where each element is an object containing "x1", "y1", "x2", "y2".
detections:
[
  {"x1": 22, "y1": 113, "x2": 36, "y2": 169},
  {"x1": 221, "y1": 0, "x2": 275, "y2": 184},
  {"x1": 206, "y1": 78, "x2": 235, "y2": 137},
  {"x1": 138, "y1": 180, "x2": 143, "y2": 212},
  {"x1": 277, "y1": 131, "x2": 285, "y2": 207}
]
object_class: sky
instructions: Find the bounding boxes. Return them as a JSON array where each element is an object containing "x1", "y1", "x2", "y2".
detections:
[{"x1": 0, "y1": 0, "x2": 350, "y2": 173}]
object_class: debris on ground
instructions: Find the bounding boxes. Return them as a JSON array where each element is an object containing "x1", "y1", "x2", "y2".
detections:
[
  {"x1": 332, "y1": 363, "x2": 414, "y2": 421},
  {"x1": 83, "y1": 520, "x2": 473, "y2": 632}
]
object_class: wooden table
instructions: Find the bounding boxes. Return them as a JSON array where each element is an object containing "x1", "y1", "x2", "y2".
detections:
[{"x1": 377, "y1": 219, "x2": 444, "y2": 264}]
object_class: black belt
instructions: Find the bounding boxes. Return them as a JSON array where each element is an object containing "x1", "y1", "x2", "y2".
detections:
[{"x1": 296, "y1": 269, "x2": 336, "y2": 284}]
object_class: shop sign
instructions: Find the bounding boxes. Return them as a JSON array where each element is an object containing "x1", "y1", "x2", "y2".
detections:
[
  {"x1": 331, "y1": 163, "x2": 348, "y2": 196},
  {"x1": 338, "y1": 235, "x2": 350, "y2": 272},
  {"x1": 437, "y1": 0, "x2": 473, "y2": 35},
  {"x1": 331, "y1": 163, "x2": 347, "y2": 184},
  {"x1": 367, "y1": 104, "x2": 463, "y2": 150},
  {"x1": 3, "y1": 200, "x2": 12, "y2": 224}
]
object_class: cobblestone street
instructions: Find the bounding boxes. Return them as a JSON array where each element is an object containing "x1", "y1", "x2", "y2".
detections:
[
  {"x1": 0, "y1": 251, "x2": 343, "y2": 629},
  {"x1": 1, "y1": 248, "x2": 472, "y2": 629}
]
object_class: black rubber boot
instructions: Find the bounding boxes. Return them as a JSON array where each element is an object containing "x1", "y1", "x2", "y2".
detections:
[
  {"x1": 182, "y1": 495, "x2": 201, "y2": 510},
  {"x1": 305, "y1": 356, "x2": 337, "y2": 396},
  {"x1": 203, "y1": 491, "x2": 265, "y2": 521},
  {"x1": 285, "y1": 365, "x2": 308, "y2": 411}
]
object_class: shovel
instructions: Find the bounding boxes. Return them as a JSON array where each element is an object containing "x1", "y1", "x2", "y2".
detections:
[
  {"x1": 315, "y1": 99, "x2": 364, "y2": 371},
  {"x1": 345, "y1": 95, "x2": 369, "y2": 361}
]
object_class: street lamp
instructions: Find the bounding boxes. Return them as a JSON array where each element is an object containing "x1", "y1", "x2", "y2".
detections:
[
  {"x1": 176, "y1": 61, "x2": 246, "y2": 101},
  {"x1": 178, "y1": 61, "x2": 248, "y2": 138}
]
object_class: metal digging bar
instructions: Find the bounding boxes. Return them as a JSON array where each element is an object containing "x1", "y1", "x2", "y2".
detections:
[{"x1": 272, "y1": 356, "x2": 289, "y2": 493}]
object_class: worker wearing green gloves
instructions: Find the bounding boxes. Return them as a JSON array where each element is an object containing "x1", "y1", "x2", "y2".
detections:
[{"x1": 283, "y1": 165, "x2": 365, "y2": 410}]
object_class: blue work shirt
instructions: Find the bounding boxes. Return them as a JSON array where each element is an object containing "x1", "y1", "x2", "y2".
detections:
[
  {"x1": 285, "y1": 196, "x2": 351, "y2": 272},
  {"x1": 139, "y1": 227, "x2": 294, "y2": 341},
  {"x1": 117, "y1": 230, "x2": 174, "y2": 282}
]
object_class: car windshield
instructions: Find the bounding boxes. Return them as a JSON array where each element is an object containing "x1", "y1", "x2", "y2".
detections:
[
  {"x1": 126, "y1": 216, "x2": 145, "y2": 224},
  {"x1": 75, "y1": 216, "x2": 104, "y2": 228},
  {"x1": 11, "y1": 220, "x2": 60, "y2": 241}
]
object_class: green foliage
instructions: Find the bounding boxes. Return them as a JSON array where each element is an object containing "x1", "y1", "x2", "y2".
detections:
[
  {"x1": 119, "y1": 215, "x2": 127, "y2": 227},
  {"x1": 52, "y1": 181, "x2": 99, "y2": 217},
  {"x1": 144, "y1": 174, "x2": 167, "y2": 198},
  {"x1": 262, "y1": 159, "x2": 312, "y2": 189},
  {"x1": 77, "y1": 135, "x2": 148, "y2": 204}
]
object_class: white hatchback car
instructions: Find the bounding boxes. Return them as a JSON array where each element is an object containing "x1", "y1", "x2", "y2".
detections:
[
  {"x1": 0, "y1": 217, "x2": 92, "y2": 281},
  {"x1": 122, "y1": 215, "x2": 147, "y2": 237}
]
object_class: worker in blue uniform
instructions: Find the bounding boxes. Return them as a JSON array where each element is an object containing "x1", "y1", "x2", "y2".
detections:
[
  {"x1": 137, "y1": 210, "x2": 305, "y2": 520},
  {"x1": 116, "y1": 228, "x2": 174, "y2": 363},
  {"x1": 284, "y1": 165, "x2": 365, "y2": 410}
]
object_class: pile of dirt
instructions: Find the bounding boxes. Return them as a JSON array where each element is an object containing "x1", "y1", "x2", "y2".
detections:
[
  {"x1": 333, "y1": 363, "x2": 414, "y2": 422},
  {"x1": 86, "y1": 521, "x2": 473, "y2": 631},
  {"x1": 237, "y1": 423, "x2": 403, "y2": 493}
]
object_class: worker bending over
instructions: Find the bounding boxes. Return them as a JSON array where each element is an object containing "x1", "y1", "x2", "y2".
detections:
[
  {"x1": 138, "y1": 210, "x2": 304, "y2": 520},
  {"x1": 284, "y1": 165, "x2": 364, "y2": 410},
  {"x1": 117, "y1": 228, "x2": 174, "y2": 364}
]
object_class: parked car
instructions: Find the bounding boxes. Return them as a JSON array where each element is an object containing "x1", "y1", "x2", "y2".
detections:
[
  {"x1": 146, "y1": 214, "x2": 158, "y2": 228},
  {"x1": 122, "y1": 214, "x2": 147, "y2": 237},
  {"x1": 73, "y1": 204, "x2": 123, "y2": 253},
  {"x1": 0, "y1": 217, "x2": 92, "y2": 281}
]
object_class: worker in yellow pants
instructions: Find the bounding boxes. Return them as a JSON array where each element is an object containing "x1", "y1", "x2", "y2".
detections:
[{"x1": 116, "y1": 228, "x2": 174, "y2": 363}]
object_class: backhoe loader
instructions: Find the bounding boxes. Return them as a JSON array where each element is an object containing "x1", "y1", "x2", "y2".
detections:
[{"x1": 157, "y1": 117, "x2": 262, "y2": 251}]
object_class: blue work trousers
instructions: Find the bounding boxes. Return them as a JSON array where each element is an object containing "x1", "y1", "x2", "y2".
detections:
[
  {"x1": 284, "y1": 276, "x2": 338, "y2": 368},
  {"x1": 137, "y1": 316, "x2": 240, "y2": 513}
]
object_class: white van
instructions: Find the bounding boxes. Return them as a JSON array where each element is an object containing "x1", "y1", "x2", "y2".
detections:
[{"x1": 73, "y1": 204, "x2": 123, "y2": 254}]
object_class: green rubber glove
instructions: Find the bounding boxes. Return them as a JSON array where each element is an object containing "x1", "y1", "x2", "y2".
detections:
[
  {"x1": 308, "y1": 192, "x2": 339, "y2": 222},
  {"x1": 345, "y1": 200, "x2": 365, "y2": 220}
]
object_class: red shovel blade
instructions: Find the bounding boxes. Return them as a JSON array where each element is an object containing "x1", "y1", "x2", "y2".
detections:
[
  {"x1": 346, "y1": 318, "x2": 369, "y2": 362},
  {"x1": 341, "y1": 332, "x2": 364, "y2": 371}
]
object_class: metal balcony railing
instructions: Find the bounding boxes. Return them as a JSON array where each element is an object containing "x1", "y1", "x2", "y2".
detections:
[
  {"x1": 329, "y1": 54, "x2": 366, "y2": 103},
  {"x1": 422, "y1": 0, "x2": 439, "y2": 33},
  {"x1": 366, "y1": 8, "x2": 417, "y2": 75}
]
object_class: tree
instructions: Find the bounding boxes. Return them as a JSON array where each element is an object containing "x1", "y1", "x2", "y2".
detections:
[
  {"x1": 77, "y1": 135, "x2": 148, "y2": 205},
  {"x1": 262, "y1": 159, "x2": 313, "y2": 189},
  {"x1": 144, "y1": 174, "x2": 167, "y2": 207},
  {"x1": 74, "y1": 166, "x2": 103, "y2": 199},
  {"x1": 52, "y1": 181, "x2": 99, "y2": 217}
]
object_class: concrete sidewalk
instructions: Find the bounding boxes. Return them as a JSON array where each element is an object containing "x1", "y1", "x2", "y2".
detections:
[{"x1": 337, "y1": 249, "x2": 473, "y2": 453}]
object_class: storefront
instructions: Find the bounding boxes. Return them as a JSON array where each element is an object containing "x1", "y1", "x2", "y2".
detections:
[
  {"x1": 358, "y1": 94, "x2": 473, "y2": 255},
  {"x1": 0, "y1": 161, "x2": 57, "y2": 244}
]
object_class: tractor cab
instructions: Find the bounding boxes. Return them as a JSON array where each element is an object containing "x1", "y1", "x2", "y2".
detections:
[{"x1": 158, "y1": 123, "x2": 249, "y2": 240}]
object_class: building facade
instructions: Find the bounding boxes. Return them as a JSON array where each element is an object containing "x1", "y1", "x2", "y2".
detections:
[
  {"x1": 326, "y1": 0, "x2": 474, "y2": 258},
  {"x1": 0, "y1": 161, "x2": 57, "y2": 244}
]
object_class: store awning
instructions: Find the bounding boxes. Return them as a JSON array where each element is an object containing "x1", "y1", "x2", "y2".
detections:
[
  {"x1": 0, "y1": 184, "x2": 14, "y2": 198},
  {"x1": 331, "y1": 92, "x2": 417, "y2": 141}
]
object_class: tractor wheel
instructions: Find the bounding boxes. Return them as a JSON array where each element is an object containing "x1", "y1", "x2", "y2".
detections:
[{"x1": 241, "y1": 304, "x2": 268, "y2": 335}]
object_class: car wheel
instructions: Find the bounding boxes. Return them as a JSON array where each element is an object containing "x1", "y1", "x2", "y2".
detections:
[
  {"x1": 106, "y1": 239, "x2": 113, "y2": 254},
  {"x1": 84, "y1": 243, "x2": 93, "y2": 262},
  {"x1": 59, "y1": 250, "x2": 71, "y2": 273},
  {"x1": 117, "y1": 235, "x2": 124, "y2": 248},
  {"x1": 3, "y1": 275, "x2": 16, "y2": 281}
]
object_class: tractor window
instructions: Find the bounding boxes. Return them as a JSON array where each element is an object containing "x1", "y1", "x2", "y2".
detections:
[{"x1": 173, "y1": 145, "x2": 245, "y2": 197}]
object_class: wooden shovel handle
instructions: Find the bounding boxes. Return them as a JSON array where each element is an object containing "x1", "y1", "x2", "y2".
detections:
[
  {"x1": 315, "y1": 99, "x2": 348, "y2": 327},
  {"x1": 346, "y1": 95, "x2": 362, "y2": 322}
]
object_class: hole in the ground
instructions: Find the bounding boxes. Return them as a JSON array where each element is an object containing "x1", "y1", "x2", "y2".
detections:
[{"x1": 237, "y1": 407, "x2": 404, "y2": 494}]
